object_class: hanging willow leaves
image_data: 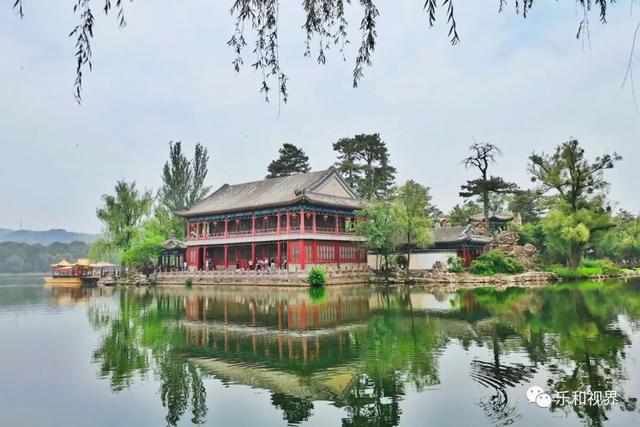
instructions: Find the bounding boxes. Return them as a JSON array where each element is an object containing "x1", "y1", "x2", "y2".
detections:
[{"x1": 10, "y1": 0, "x2": 627, "y2": 104}]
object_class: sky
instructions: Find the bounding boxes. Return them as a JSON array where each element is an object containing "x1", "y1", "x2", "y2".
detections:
[{"x1": 1, "y1": 0, "x2": 639, "y2": 234}]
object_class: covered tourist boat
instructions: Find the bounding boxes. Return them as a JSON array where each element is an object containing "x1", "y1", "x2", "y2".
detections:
[{"x1": 44, "y1": 259, "x2": 103, "y2": 286}]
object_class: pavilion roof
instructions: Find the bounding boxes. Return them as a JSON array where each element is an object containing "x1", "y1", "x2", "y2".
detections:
[
  {"x1": 433, "y1": 225, "x2": 493, "y2": 245},
  {"x1": 162, "y1": 238, "x2": 187, "y2": 250},
  {"x1": 176, "y1": 167, "x2": 362, "y2": 217}
]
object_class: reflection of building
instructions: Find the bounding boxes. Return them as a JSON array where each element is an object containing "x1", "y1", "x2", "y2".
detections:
[
  {"x1": 174, "y1": 168, "x2": 367, "y2": 271},
  {"x1": 156, "y1": 287, "x2": 371, "y2": 399}
]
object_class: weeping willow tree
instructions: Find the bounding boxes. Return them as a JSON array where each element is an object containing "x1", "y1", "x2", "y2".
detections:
[{"x1": 9, "y1": 1, "x2": 637, "y2": 105}]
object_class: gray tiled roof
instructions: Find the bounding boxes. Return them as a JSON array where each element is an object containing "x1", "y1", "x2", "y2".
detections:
[
  {"x1": 469, "y1": 212, "x2": 514, "y2": 222},
  {"x1": 176, "y1": 168, "x2": 361, "y2": 217},
  {"x1": 433, "y1": 225, "x2": 493, "y2": 244}
]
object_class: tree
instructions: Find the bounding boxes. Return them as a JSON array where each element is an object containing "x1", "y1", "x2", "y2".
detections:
[
  {"x1": 591, "y1": 210, "x2": 640, "y2": 265},
  {"x1": 447, "y1": 201, "x2": 482, "y2": 226},
  {"x1": 265, "y1": 143, "x2": 311, "y2": 178},
  {"x1": 96, "y1": 181, "x2": 152, "y2": 251},
  {"x1": 120, "y1": 219, "x2": 166, "y2": 274},
  {"x1": 159, "y1": 141, "x2": 211, "y2": 213},
  {"x1": 459, "y1": 142, "x2": 519, "y2": 223},
  {"x1": 12, "y1": 1, "x2": 628, "y2": 104},
  {"x1": 508, "y1": 190, "x2": 545, "y2": 224},
  {"x1": 355, "y1": 201, "x2": 398, "y2": 277},
  {"x1": 529, "y1": 140, "x2": 622, "y2": 267},
  {"x1": 333, "y1": 133, "x2": 396, "y2": 200},
  {"x1": 393, "y1": 180, "x2": 434, "y2": 278}
]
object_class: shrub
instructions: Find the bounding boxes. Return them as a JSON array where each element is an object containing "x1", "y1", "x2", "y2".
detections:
[
  {"x1": 307, "y1": 267, "x2": 327, "y2": 287},
  {"x1": 547, "y1": 258, "x2": 622, "y2": 279},
  {"x1": 580, "y1": 259, "x2": 621, "y2": 275},
  {"x1": 447, "y1": 256, "x2": 464, "y2": 273},
  {"x1": 184, "y1": 278, "x2": 193, "y2": 288},
  {"x1": 470, "y1": 250, "x2": 525, "y2": 276}
]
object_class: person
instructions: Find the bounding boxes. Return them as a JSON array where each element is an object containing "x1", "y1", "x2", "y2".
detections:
[
  {"x1": 283, "y1": 257, "x2": 287, "y2": 270},
  {"x1": 248, "y1": 258, "x2": 253, "y2": 270},
  {"x1": 270, "y1": 257, "x2": 275, "y2": 271},
  {"x1": 235, "y1": 258, "x2": 240, "y2": 270},
  {"x1": 183, "y1": 261, "x2": 187, "y2": 272}
]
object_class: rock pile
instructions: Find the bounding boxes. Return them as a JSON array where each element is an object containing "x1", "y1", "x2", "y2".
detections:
[{"x1": 494, "y1": 229, "x2": 539, "y2": 270}]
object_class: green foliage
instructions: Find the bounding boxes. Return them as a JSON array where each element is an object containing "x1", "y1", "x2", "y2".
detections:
[
  {"x1": 548, "y1": 259, "x2": 622, "y2": 279},
  {"x1": 355, "y1": 201, "x2": 398, "y2": 272},
  {"x1": 0, "y1": 241, "x2": 90, "y2": 273},
  {"x1": 447, "y1": 256, "x2": 464, "y2": 273},
  {"x1": 333, "y1": 133, "x2": 397, "y2": 200},
  {"x1": 529, "y1": 140, "x2": 621, "y2": 212},
  {"x1": 541, "y1": 200, "x2": 613, "y2": 267},
  {"x1": 307, "y1": 267, "x2": 327, "y2": 287},
  {"x1": 266, "y1": 143, "x2": 311, "y2": 178},
  {"x1": 120, "y1": 219, "x2": 166, "y2": 273},
  {"x1": 88, "y1": 238, "x2": 121, "y2": 263},
  {"x1": 447, "y1": 201, "x2": 482, "y2": 226},
  {"x1": 96, "y1": 180, "x2": 153, "y2": 251},
  {"x1": 470, "y1": 250, "x2": 524, "y2": 275},
  {"x1": 393, "y1": 180, "x2": 434, "y2": 275},
  {"x1": 508, "y1": 190, "x2": 545, "y2": 223},
  {"x1": 158, "y1": 141, "x2": 211, "y2": 212},
  {"x1": 591, "y1": 210, "x2": 640, "y2": 266},
  {"x1": 184, "y1": 278, "x2": 193, "y2": 288},
  {"x1": 529, "y1": 140, "x2": 621, "y2": 268}
]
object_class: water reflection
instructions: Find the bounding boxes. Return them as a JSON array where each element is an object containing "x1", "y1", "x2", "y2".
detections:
[{"x1": 48, "y1": 279, "x2": 640, "y2": 426}]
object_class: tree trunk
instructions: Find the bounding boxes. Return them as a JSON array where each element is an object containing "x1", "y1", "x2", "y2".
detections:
[
  {"x1": 483, "y1": 191, "x2": 490, "y2": 226},
  {"x1": 569, "y1": 242, "x2": 583, "y2": 269}
]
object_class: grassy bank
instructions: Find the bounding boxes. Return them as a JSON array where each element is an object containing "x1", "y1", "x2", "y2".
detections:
[{"x1": 545, "y1": 259, "x2": 639, "y2": 280}]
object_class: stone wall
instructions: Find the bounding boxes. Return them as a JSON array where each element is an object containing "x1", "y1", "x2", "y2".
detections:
[
  {"x1": 374, "y1": 270, "x2": 556, "y2": 286},
  {"x1": 153, "y1": 269, "x2": 370, "y2": 286}
]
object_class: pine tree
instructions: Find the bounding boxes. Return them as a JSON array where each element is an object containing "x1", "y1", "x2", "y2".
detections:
[
  {"x1": 266, "y1": 143, "x2": 311, "y2": 178},
  {"x1": 333, "y1": 133, "x2": 396, "y2": 200}
]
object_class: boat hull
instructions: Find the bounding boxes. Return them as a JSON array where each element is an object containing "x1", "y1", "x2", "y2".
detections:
[{"x1": 44, "y1": 277, "x2": 82, "y2": 286}]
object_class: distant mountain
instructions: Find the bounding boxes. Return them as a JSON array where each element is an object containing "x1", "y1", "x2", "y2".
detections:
[{"x1": 0, "y1": 228, "x2": 101, "y2": 245}]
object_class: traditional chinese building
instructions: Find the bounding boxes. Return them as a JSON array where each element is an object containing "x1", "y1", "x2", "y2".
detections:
[{"x1": 175, "y1": 167, "x2": 367, "y2": 271}]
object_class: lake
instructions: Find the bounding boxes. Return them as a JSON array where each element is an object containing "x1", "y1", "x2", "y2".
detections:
[{"x1": 0, "y1": 274, "x2": 639, "y2": 427}]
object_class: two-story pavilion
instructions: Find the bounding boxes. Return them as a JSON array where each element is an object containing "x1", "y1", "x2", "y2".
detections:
[{"x1": 175, "y1": 167, "x2": 367, "y2": 271}]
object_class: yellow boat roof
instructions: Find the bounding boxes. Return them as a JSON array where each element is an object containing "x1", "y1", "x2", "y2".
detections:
[
  {"x1": 76, "y1": 258, "x2": 91, "y2": 267},
  {"x1": 51, "y1": 259, "x2": 73, "y2": 267}
]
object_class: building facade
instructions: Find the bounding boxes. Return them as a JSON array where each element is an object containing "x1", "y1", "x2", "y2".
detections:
[{"x1": 176, "y1": 168, "x2": 367, "y2": 271}]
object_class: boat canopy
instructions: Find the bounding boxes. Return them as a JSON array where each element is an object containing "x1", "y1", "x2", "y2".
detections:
[
  {"x1": 51, "y1": 259, "x2": 73, "y2": 267},
  {"x1": 76, "y1": 258, "x2": 91, "y2": 267}
]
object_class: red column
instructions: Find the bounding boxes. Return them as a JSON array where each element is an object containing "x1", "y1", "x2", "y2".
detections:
[
  {"x1": 300, "y1": 240, "x2": 306, "y2": 270},
  {"x1": 251, "y1": 214, "x2": 256, "y2": 236},
  {"x1": 277, "y1": 241, "x2": 282, "y2": 267},
  {"x1": 312, "y1": 240, "x2": 317, "y2": 264},
  {"x1": 224, "y1": 218, "x2": 228, "y2": 238},
  {"x1": 335, "y1": 214, "x2": 339, "y2": 233},
  {"x1": 276, "y1": 210, "x2": 281, "y2": 235},
  {"x1": 203, "y1": 246, "x2": 207, "y2": 271},
  {"x1": 312, "y1": 212, "x2": 317, "y2": 234},
  {"x1": 224, "y1": 244, "x2": 229, "y2": 269},
  {"x1": 251, "y1": 242, "x2": 256, "y2": 267},
  {"x1": 335, "y1": 242, "x2": 340, "y2": 266},
  {"x1": 300, "y1": 209, "x2": 305, "y2": 233},
  {"x1": 286, "y1": 212, "x2": 291, "y2": 234}
]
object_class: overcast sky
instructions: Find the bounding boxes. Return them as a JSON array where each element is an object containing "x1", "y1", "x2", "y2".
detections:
[{"x1": 1, "y1": 0, "x2": 639, "y2": 234}]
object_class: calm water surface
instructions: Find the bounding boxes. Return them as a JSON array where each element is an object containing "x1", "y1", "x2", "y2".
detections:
[{"x1": 1, "y1": 274, "x2": 639, "y2": 427}]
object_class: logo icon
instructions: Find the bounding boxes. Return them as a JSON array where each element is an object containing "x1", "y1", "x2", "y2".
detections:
[{"x1": 526, "y1": 385, "x2": 552, "y2": 408}]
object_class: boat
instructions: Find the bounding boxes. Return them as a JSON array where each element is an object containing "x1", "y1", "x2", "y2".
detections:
[{"x1": 44, "y1": 258, "x2": 101, "y2": 287}]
